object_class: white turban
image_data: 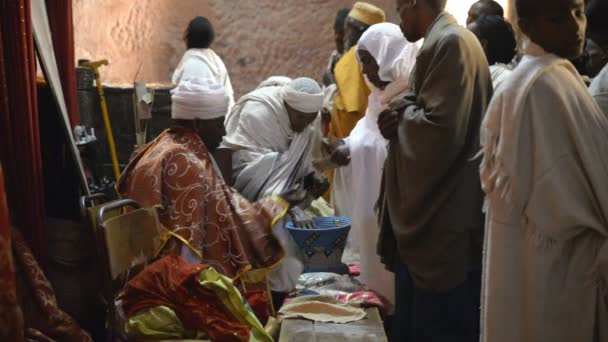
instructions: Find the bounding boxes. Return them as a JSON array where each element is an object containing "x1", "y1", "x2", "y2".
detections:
[
  {"x1": 282, "y1": 77, "x2": 324, "y2": 113},
  {"x1": 257, "y1": 76, "x2": 292, "y2": 89},
  {"x1": 171, "y1": 77, "x2": 229, "y2": 120}
]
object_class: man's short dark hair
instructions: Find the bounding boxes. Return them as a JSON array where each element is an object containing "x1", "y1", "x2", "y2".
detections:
[
  {"x1": 334, "y1": 8, "x2": 351, "y2": 33},
  {"x1": 516, "y1": 0, "x2": 541, "y2": 20},
  {"x1": 586, "y1": 0, "x2": 608, "y2": 35},
  {"x1": 427, "y1": 0, "x2": 448, "y2": 10},
  {"x1": 479, "y1": 0, "x2": 504, "y2": 17},
  {"x1": 184, "y1": 16, "x2": 215, "y2": 49},
  {"x1": 474, "y1": 14, "x2": 517, "y2": 64}
]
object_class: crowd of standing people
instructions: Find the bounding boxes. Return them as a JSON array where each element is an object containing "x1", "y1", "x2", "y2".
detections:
[{"x1": 118, "y1": 0, "x2": 608, "y2": 340}]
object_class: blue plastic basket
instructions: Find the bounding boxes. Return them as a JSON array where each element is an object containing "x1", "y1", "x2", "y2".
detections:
[{"x1": 286, "y1": 216, "x2": 351, "y2": 274}]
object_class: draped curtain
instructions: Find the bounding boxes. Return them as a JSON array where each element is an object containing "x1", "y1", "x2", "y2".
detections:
[
  {"x1": 0, "y1": 0, "x2": 47, "y2": 263},
  {"x1": 46, "y1": 0, "x2": 79, "y2": 126},
  {"x1": 0, "y1": 0, "x2": 79, "y2": 263},
  {"x1": 0, "y1": 164, "x2": 24, "y2": 341}
]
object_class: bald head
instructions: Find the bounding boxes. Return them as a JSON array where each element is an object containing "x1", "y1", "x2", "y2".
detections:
[{"x1": 467, "y1": 0, "x2": 504, "y2": 25}]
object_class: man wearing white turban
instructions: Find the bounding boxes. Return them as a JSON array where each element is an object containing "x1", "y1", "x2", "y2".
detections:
[
  {"x1": 222, "y1": 77, "x2": 344, "y2": 301},
  {"x1": 223, "y1": 77, "x2": 330, "y2": 202},
  {"x1": 117, "y1": 77, "x2": 307, "y2": 314}
]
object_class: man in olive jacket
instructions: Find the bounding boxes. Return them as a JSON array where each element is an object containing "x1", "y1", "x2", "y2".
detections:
[{"x1": 377, "y1": 0, "x2": 493, "y2": 341}]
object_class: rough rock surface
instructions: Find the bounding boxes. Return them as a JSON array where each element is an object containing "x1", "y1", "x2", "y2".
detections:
[
  {"x1": 73, "y1": 0, "x2": 509, "y2": 96},
  {"x1": 73, "y1": 0, "x2": 396, "y2": 96}
]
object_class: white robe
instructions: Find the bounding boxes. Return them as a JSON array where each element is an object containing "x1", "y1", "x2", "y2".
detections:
[
  {"x1": 489, "y1": 63, "x2": 513, "y2": 90},
  {"x1": 590, "y1": 63, "x2": 608, "y2": 115},
  {"x1": 343, "y1": 78, "x2": 410, "y2": 306},
  {"x1": 172, "y1": 48, "x2": 235, "y2": 110},
  {"x1": 480, "y1": 41, "x2": 608, "y2": 342},
  {"x1": 334, "y1": 25, "x2": 419, "y2": 268}
]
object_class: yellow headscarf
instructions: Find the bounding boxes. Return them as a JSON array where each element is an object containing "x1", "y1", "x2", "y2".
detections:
[{"x1": 348, "y1": 2, "x2": 386, "y2": 26}]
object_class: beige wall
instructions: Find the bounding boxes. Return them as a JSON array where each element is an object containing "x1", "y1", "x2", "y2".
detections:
[
  {"x1": 73, "y1": 0, "x2": 395, "y2": 96},
  {"x1": 73, "y1": 0, "x2": 509, "y2": 95}
]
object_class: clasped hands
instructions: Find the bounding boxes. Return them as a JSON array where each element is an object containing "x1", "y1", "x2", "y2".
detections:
[{"x1": 378, "y1": 94, "x2": 417, "y2": 140}]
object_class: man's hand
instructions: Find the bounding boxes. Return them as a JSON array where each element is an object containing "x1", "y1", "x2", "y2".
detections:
[
  {"x1": 304, "y1": 173, "x2": 330, "y2": 199},
  {"x1": 331, "y1": 144, "x2": 351, "y2": 166},
  {"x1": 289, "y1": 206, "x2": 315, "y2": 229},
  {"x1": 378, "y1": 96, "x2": 416, "y2": 140},
  {"x1": 378, "y1": 109, "x2": 400, "y2": 140},
  {"x1": 279, "y1": 183, "x2": 308, "y2": 208}
]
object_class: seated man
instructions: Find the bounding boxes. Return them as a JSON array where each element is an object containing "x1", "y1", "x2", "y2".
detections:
[
  {"x1": 223, "y1": 77, "x2": 332, "y2": 204},
  {"x1": 222, "y1": 77, "x2": 343, "y2": 300},
  {"x1": 117, "y1": 78, "x2": 305, "y2": 304}
]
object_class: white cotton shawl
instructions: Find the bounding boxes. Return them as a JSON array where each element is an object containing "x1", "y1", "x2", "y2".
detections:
[
  {"x1": 480, "y1": 40, "x2": 608, "y2": 342},
  {"x1": 222, "y1": 85, "x2": 314, "y2": 201},
  {"x1": 172, "y1": 48, "x2": 235, "y2": 110},
  {"x1": 357, "y1": 22, "x2": 418, "y2": 82}
]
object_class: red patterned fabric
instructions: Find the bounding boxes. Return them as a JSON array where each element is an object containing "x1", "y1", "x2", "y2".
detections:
[
  {"x1": 243, "y1": 290, "x2": 271, "y2": 325},
  {"x1": 121, "y1": 256, "x2": 252, "y2": 342},
  {"x1": 0, "y1": 0, "x2": 47, "y2": 263},
  {"x1": 0, "y1": 165, "x2": 24, "y2": 341},
  {"x1": 12, "y1": 230, "x2": 92, "y2": 342},
  {"x1": 117, "y1": 128, "x2": 287, "y2": 278}
]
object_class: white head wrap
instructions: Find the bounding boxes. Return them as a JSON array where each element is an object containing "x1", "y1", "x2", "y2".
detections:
[
  {"x1": 257, "y1": 76, "x2": 292, "y2": 89},
  {"x1": 358, "y1": 23, "x2": 418, "y2": 82},
  {"x1": 171, "y1": 77, "x2": 229, "y2": 120},
  {"x1": 282, "y1": 77, "x2": 324, "y2": 113}
]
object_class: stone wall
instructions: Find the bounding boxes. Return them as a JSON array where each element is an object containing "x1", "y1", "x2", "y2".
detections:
[
  {"x1": 73, "y1": 0, "x2": 397, "y2": 97},
  {"x1": 73, "y1": 1, "x2": 510, "y2": 96}
]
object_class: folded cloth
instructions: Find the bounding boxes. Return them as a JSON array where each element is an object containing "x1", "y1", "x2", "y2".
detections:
[
  {"x1": 121, "y1": 256, "x2": 272, "y2": 342},
  {"x1": 348, "y1": 264, "x2": 361, "y2": 277},
  {"x1": 278, "y1": 295, "x2": 367, "y2": 323}
]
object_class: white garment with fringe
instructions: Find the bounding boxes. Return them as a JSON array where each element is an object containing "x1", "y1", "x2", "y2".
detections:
[{"x1": 480, "y1": 40, "x2": 608, "y2": 342}]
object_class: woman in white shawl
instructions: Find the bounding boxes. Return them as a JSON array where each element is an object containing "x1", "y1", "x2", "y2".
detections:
[
  {"x1": 172, "y1": 16, "x2": 235, "y2": 110},
  {"x1": 336, "y1": 23, "x2": 418, "y2": 305}
]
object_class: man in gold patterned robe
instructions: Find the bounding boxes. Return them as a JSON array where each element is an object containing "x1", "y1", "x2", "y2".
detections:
[{"x1": 117, "y1": 78, "x2": 305, "y2": 302}]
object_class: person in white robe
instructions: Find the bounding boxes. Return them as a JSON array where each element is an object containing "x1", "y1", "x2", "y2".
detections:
[
  {"x1": 480, "y1": 0, "x2": 608, "y2": 340},
  {"x1": 221, "y1": 77, "x2": 333, "y2": 295},
  {"x1": 333, "y1": 23, "x2": 418, "y2": 305},
  {"x1": 590, "y1": 63, "x2": 608, "y2": 115},
  {"x1": 172, "y1": 16, "x2": 235, "y2": 110}
]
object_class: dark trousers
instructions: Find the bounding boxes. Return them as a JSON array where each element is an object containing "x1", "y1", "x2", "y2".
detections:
[{"x1": 391, "y1": 258, "x2": 481, "y2": 342}]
